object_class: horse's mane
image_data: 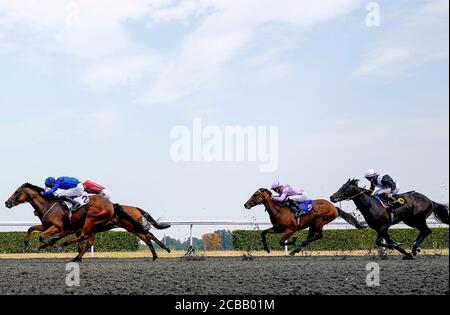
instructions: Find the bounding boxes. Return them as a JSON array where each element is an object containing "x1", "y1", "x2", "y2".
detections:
[
  {"x1": 259, "y1": 188, "x2": 272, "y2": 195},
  {"x1": 348, "y1": 179, "x2": 360, "y2": 186},
  {"x1": 23, "y1": 183, "x2": 58, "y2": 201},
  {"x1": 24, "y1": 183, "x2": 45, "y2": 192}
]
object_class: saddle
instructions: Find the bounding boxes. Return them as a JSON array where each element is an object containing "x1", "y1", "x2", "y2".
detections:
[
  {"x1": 59, "y1": 193, "x2": 90, "y2": 212},
  {"x1": 375, "y1": 194, "x2": 409, "y2": 209},
  {"x1": 287, "y1": 200, "x2": 314, "y2": 217}
]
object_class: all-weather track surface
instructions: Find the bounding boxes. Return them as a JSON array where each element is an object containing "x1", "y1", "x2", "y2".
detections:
[{"x1": 0, "y1": 256, "x2": 448, "y2": 295}]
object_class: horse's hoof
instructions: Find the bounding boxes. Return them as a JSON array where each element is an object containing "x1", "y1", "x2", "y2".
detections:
[
  {"x1": 402, "y1": 255, "x2": 414, "y2": 260},
  {"x1": 167, "y1": 249, "x2": 171, "y2": 253},
  {"x1": 289, "y1": 250, "x2": 298, "y2": 256},
  {"x1": 152, "y1": 256, "x2": 158, "y2": 261},
  {"x1": 71, "y1": 258, "x2": 82, "y2": 262},
  {"x1": 412, "y1": 248, "x2": 421, "y2": 256}
]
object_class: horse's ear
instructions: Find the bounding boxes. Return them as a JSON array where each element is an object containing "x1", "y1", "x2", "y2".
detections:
[{"x1": 346, "y1": 179, "x2": 351, "y2": 184}]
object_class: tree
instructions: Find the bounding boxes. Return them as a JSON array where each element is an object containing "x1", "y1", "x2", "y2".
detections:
[
  {"x1": 215, "y1": 230, "x2": 234, "y2": 250},
  {"x1": 202, "y1": 232, "x2": 221, "y2": 251}
]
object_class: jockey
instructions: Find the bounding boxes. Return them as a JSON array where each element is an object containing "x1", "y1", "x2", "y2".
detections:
[
  {"x1": 270, "y1": 182, "x2": 309, "y2": 212},
  {"x1": 83, "y1": 180, "x2": 111, "y2": 200},
  {"x1": 43, "y1": 176, "x2": 84, "y2": 209},
  {"x1": 364, "y1": 169, "x2": 400, "y2": 205}
]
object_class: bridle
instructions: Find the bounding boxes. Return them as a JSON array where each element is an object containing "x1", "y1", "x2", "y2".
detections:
[
  {"x1": 342, "y1": 188, "x2": 370, "y2": 201},
  {"x1": 14, "y1": 187, "x2": 58, "y2": 220}
]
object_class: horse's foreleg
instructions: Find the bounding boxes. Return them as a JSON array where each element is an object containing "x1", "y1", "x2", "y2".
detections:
[
  {"x1": 24, "y1": 225, "x2": 45, "y2": 252},
  {"x1": 261, "y1": 227, "x2": 277, "y2": 254},
  {"x1": 38, "y1": 226, "x2": 60, "y2": 250}
]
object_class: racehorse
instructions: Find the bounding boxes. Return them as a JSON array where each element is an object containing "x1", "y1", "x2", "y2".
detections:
[
  {"x1": 244, "y1": 188, "x2": 367, "y2": 255},
  {"x1": 5, "y1": 183, "x2": 171, "y2": 261},
  {"x1": 330, "y1": 179, "x2": 449, "y2": 259}
]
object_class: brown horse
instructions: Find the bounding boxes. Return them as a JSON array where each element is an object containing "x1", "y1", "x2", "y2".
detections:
[
  {"x1": 5, "y1": 183, "x2": 171, "y2": 261},
  {"x1": 244, "y1": 188, "x2": 366, "y2": 255}
]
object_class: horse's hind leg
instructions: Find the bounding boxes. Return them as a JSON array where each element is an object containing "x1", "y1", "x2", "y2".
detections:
[
  {"x1": 148, "y1": 232, "x2": 171, "y2": 253},
  {"x1": 73, "y1": 233, "x2": 96, "y2": 262},
  {"x1": 279, "y1": 229, "x2": 296, "y2": 247},
  {"x1": 376, "y1": 230, "x2": 413, "y2": 259},
  {"x1": 290, "y1": 220, "x2": 324, "y2": 256},
  {"x1": 408, "y1": 222, "x2": 432, "y2": 256},
  {"x1": 139, "y1": 233, "x2": 158, "y2": 260}
]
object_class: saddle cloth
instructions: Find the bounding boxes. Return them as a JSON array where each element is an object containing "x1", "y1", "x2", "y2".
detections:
[{"x1": 62, "y1": 193, "x2": 90, "y2": 211}]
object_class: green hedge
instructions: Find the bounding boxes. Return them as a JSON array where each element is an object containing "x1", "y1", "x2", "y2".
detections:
[
  {"x1": 232, "y1": 228, "x2": 449, "y2": 251},
  {"x1": 0, "y1": 231, "x2": 140, "y2": 253}
]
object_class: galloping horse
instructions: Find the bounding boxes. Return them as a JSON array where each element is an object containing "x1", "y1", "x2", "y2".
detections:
[
  {"x1": 330, "y1": 179, "x2": 449, "y2": 259},
  {"x1": 244, "y1": 188, "x2": 366, "y2": 255},
  {"x1": 5, "y1": 183, "x2": 171, "y2": 261}
]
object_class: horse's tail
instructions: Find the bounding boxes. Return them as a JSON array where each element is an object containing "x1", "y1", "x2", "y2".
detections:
[
  {"x1": 114, "y1": 204, "x2": 149, "y2": 233},
  {"x1": 432, "y1": 202, "x2": 449, "y2": 225},
  {"x1": 137, "y1": 208, "x2": 171, "y2": 230},
  {"x1": 336, "y1": 207, "x2": 368, "y2": 229}
]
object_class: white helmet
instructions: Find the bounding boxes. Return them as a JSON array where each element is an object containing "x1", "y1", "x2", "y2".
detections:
[{"x1": 365, "y1": 169, "x2": 378, "y2": 178}]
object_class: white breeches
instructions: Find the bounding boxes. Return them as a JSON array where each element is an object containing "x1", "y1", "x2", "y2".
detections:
[
  {"x1": 288, "y1": 193, "x2": 309, "y2": 203},
  {"x1": 374, "y1": 186, "x2": 400, "y2": 196},
  {"x1": 54, "y1": 183, "x2": 85, "y2": 198},
  {"x1": 100, "y1": 189, "x2": 111, "y2": 200}
]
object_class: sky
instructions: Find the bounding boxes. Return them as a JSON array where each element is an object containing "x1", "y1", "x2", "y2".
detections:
[{"x1": 0, "y1": 0, "x2": 448, "y2": 240}]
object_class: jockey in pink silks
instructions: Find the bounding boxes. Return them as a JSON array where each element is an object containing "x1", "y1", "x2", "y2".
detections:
[{"x1": 270, "y1": 182, "x2": 309, "y2": 204}]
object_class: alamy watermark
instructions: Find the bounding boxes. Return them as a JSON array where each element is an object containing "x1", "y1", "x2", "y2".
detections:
[
  {"x1": 65, "y1": 262, "x2": 80, "y2": 287},
  {"x1": 66, "y1": 1, "x2": 81, "y2": 27},
  {"x1": 365, "y1": 262, "x2": 380, "y2": 287},
  {"x1": 170, "y1": 118, "x2": 279, "y2": 173},
  {"x1": 365, "y1": 1, "x2": 381, "y2": 27}
]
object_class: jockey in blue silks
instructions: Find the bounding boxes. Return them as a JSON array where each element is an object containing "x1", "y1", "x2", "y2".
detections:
[{"x1": 43, "y1": 176, "x2": 85, "y2": 209}]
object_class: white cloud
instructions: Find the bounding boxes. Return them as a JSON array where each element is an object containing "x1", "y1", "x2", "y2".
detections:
[
  {"x1": 0, "y1": 0, "x2": 360, "y2": 104},
  {"x1": 81, "y1": 54, "x2": 162, "y2": 91},
  {"x1": 0, "y1": 107, "x2": 127, "y2": 144},
  {"x1": 258, "y1": 62, "x2": 291, "y2": 83},
  {"x1": 353, "y1": 0, "x2": 449, "y2": 77},
  {"x1": 80, "y1": 107, "x2": 124, "y2": 141},
  {"x1": 138, "y1": 0, "x2": 360, "y2": 105}
]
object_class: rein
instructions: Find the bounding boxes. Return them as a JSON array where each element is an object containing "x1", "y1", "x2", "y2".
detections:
[
  {"x1": 41, "y1": 202, "x2": 58, "y2": 221},
  {"x1": 345, "y1": 189, "x2": 369, "y2": 201},
  {"x1": 24, "y1": 189, "x2": 58, "y2": 221}
]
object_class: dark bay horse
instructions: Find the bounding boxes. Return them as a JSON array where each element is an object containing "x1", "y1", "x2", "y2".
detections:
[
  {"x1": 5, "y1": 183, "x2": 171, "y2": 261},
  {"x1": 330, "y1": 179, "x2": 449, "y2": 259},
  {"x1": 244, "y1": 188, "x2": 366, "y2": 255}
]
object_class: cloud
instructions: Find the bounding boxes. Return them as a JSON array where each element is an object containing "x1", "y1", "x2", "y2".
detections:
[
  {"x1": 80, "y1": 107, "x2": 124, "y2": 141},
  {"x1": 81, "y1": 54, "x2": 162, "y2": 91},
  {"x1": 0, "y1": 0, "x2": 360, "y2": 105},
  {"x1": 258, "y1": 62, "x2": 291, "y2": 83},
  {"x1": 353, "y1": 0, "x2": 449, "y2": 77},
  {"x1": 138, "y1": 0, "x2": 360, "y2": 105},
  {"x1": 0, "y1": 107, "x2": 127, "y2": 145}
]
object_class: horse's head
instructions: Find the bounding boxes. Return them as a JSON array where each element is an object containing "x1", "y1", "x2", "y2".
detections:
[
  {"x1": 330, "y1": 179, "x2": 362, "y2": 203},
  {"x1": 244, "y1": 188, "x2": 272, "y2": 209},
  {"x1": 5, "y1": 183, "x2": 44, "y2": 209}
]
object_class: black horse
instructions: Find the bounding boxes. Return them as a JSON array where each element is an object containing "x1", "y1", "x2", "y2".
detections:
[{"x1": 330, "y1": 179, "x2": 449, "y2": 259}]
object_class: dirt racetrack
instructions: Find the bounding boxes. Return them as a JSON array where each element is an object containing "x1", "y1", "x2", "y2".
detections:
[{"x1": 0, "y1": 256, "x2": 448, "y2": 295}]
